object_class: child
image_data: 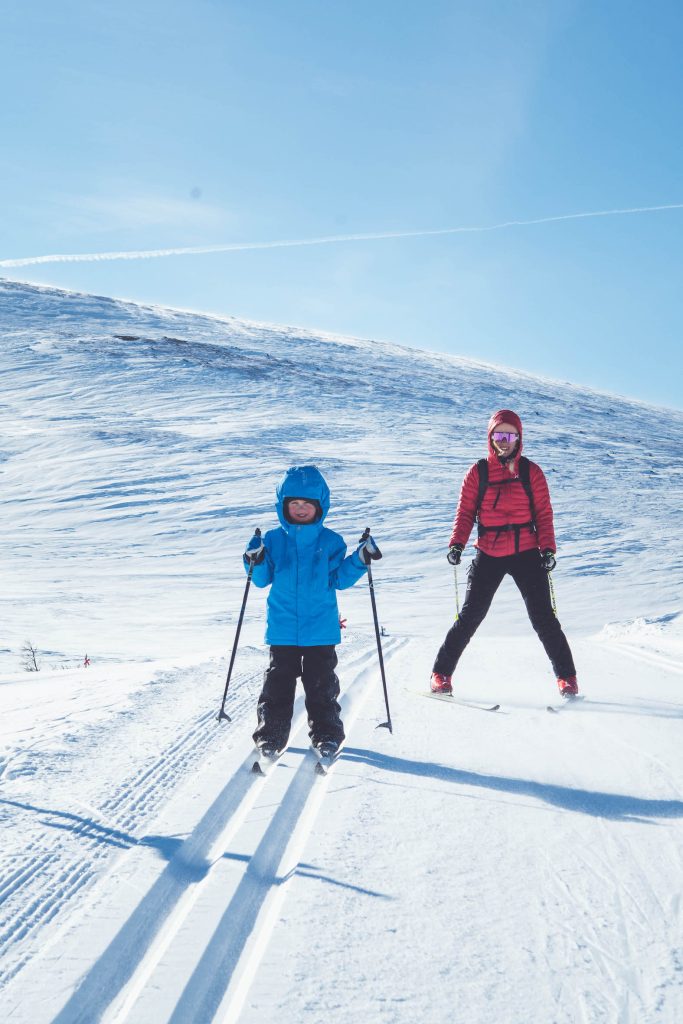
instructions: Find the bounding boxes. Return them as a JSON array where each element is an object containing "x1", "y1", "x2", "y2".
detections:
[
  {"x1": 244, "y1": 464, "x2": 380, "y2": 759},
  {"x1": 431, "y1": 409, "x2": 578, "y2": 698}
]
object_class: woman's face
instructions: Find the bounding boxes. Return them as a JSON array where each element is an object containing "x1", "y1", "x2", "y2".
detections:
[{"x1": 491, "y1": 421, "x2": 520, "y2": 457}]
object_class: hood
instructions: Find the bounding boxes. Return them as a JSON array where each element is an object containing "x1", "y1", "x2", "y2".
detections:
[
  {"x1": 275, "y1": 465, "x2": 330, "y2": 530},
  {"x1": 487, "y1": 409, "x2": 523, "y2": 460}
]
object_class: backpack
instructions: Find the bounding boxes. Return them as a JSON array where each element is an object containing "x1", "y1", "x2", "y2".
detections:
[{"x1": 475, "y1": 456, "x2": 536, "y2": 553}]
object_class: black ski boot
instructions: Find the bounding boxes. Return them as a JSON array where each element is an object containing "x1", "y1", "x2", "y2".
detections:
[
  {"x1": 312, "y1": 739, "x2": 339, "y2": 775},
  {"x1": 252, "y1": 742, "x2": 283, "y2": 775}
]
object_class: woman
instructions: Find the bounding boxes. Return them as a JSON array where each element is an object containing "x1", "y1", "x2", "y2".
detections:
[{"x1": 431, "y1": 409, "x2": 578, "y2": 698}]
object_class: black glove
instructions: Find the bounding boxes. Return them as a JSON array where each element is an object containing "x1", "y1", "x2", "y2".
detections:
[
  {"x1": 357, "y1": 534, "x2": 382, "y2": 564},
  {"x1": 244, "y1": 533, "x2": 265, "y2": 565},
  {"x1": 541, "y1": 549, "x2": 556, "y2": 572},
  {"x1": 446, "y1": 544, "x2": 463, "y2": 566}
]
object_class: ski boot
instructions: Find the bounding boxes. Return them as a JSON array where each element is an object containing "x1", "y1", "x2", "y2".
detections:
[
  {"x1": 312, "y1": 739, "x2": 339, "y2": 775},
  {"x1": 430, "y1": 672, "x2": 453, "y2": 695},
  {"x1": 252, "y1": 742, "x2": 283, "y2": 775},
  {"x1": 557, "y1": 676, "x2": 579, "y2": 699}
]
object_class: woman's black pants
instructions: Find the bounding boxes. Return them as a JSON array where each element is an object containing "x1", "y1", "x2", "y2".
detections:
[
  {"x1": 253, "y1": 644, "x2": 344, "y2": 750},
  {"x1": 433, "y1": 548, "x2": 576, "y2": 679}
]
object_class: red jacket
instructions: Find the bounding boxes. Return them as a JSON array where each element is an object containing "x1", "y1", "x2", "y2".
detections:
[{"x1": 449, "y1": 409, "x2": 556, "y2": 557}]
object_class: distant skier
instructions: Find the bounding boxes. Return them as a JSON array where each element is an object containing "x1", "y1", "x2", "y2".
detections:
[
  {"x1": 431, "y1": 410, "x2": 578, "y2": 698},
  {"x1": 244, "y1": 465, "x2": 381, "y2": 761}
]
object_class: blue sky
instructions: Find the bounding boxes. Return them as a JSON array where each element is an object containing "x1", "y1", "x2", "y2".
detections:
[{"x1": 1, "y1": 0, "x2": 682, "y2": 409}]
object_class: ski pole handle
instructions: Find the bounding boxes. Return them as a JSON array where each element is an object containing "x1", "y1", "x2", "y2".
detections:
[{"x1": 358, "y1": 525, "x2": 382, "y2": 561}]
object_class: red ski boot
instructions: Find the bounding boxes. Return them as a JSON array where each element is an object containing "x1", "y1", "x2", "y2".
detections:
[
  {"x1": 557, "y1": 675, "x2": 579, "y2": 698},
  {"x1": 430, "y1": 672, "x2": 453, "y2": 695}
]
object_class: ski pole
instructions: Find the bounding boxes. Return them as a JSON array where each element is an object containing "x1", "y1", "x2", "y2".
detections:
[
  {"x1": 548, "y1": 570, "x2": 558, "y2": 617},
  {"x1": 217, "y1": 527, "x2": 261, "y2": 723},
  {"x1": 359, "y1": 527, "x2": 393, "y2": 733},
  {"x1": 453, "y1": 564, "x2": 460, "y2": 621}
]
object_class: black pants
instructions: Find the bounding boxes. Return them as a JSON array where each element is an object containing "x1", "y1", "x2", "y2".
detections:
[
  {"x1": 433, "y1": 548, "x2": 576, "y2": 679},
  {"x1": 253, "y1": 645, "x2": 344, "y2": 750}
]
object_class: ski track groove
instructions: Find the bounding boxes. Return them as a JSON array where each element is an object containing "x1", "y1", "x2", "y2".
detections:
[
  {"x1": 168, "y1": 640, "x2": 406, "y2": 1024},
  {"x1": 65, "y1": 639, "x2": 405, "y2": 1024},
  {"x1": 0, "y1": 666, "x2": 264, "y2": 992},
  {"x1": 0, "y1": 642, "x2": 381, "y2": 999},
  {"x1": 546, "y1": 693, "x2": 683, "y2": 800},
  {"x1": 545, "y1": 742, "x2": 674, "y2": 1023},
  {"x1": 603, "y1": 641, "x2": 683, "y2": 676}
]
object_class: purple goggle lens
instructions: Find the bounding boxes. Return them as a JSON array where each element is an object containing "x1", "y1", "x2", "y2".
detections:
[{"x1": 492, "y1": 430, "x2": 519, "y2": 443}]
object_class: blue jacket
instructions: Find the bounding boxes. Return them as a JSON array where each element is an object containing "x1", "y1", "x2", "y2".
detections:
[{"x1": 245, "y1": 465, "x2": 367, "y2": 646}]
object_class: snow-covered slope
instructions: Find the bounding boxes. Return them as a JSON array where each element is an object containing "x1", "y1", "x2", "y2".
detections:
[
  {"x1": 1, "y1": 279, "x2": 681, "y2": 1023},
  {"x1": 1, "y1": 278, "x2": 680, "y2": 668}
]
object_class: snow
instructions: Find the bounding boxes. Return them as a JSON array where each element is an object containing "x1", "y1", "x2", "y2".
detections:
[{"x1": 0, "y1": 278, "x2": 681, "y2": 1022}]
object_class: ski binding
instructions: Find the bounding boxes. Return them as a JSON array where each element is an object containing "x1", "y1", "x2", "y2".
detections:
[
  {"x1": 312, "y1": 743, "x2": 339, "y2": 775},
  {"x1": 547, "y1": 695, "x2": 585, "y2": 714},
  {"x1": 252, "y1": 747, "x2": 283, "y2": 775}
]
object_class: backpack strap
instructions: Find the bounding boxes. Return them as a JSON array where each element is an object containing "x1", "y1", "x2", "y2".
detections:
[
  {"x1": 475, "y1": 458, "x2": 488, "y2": 521},
  {"x1": 475, "y1": 455, "x2": 537, "y2": 553},
  {"x1": 518, "y1": 456, "x2": 536, "y2": 525}
]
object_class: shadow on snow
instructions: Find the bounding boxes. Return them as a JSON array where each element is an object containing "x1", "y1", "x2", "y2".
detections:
[
  {"x1": 341, "y1": 747, "x2": 683, "y2": 824},
  {"x1": 44, "y1": 750, "x2": 389, "y2": 1024}
]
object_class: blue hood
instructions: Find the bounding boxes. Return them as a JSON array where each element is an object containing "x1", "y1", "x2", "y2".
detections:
[
  {"x1": 248, "y1": 463, "x2": 367, "y2": 646},
  {"x1": 275, "y1": 465, "x2": 330, "y2": 531}
]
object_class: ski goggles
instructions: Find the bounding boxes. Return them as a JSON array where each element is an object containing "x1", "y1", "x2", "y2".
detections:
[{"x1": 491, "y1": 430, "x2": 519, "y2": 443}]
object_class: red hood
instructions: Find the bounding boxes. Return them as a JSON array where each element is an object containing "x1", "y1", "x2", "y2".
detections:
[{"x1": 487, "y1": 409, "x2": 523, "y2": 459}]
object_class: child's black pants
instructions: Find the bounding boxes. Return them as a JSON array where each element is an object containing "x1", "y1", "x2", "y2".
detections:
[
  {"x1": 253, "y1": 644, "x2": 344, "y2": 751},
  {"x1": 433, "y1": 548, "x2": 576, "y2": 680}
]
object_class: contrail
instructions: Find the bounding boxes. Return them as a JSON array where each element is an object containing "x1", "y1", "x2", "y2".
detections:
[{"x1": 1, "y1": 202, "x2": 682, "y2": 269}]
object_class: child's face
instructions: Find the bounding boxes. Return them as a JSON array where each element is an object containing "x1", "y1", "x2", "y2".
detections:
[{"x1": 287, "y1": 498, "x2": 318, "y2": 524}]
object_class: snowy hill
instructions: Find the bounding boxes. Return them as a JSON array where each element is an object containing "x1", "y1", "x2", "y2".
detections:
[{"x1": 0, "y1": 279, "x2": 681, "y2": 1023}]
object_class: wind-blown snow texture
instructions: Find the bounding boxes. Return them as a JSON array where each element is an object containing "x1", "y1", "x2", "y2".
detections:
[{"x1": 0, "y1": 278, "x2": 681, "y2": 1023}]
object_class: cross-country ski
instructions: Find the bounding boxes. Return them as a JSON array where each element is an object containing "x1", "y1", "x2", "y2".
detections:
[{"x1": 408, "y1": 688, "x2": 501, "y2": 712}]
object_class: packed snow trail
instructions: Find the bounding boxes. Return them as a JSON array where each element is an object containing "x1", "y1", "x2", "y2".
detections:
[
  {"x1": 232, "y1": 635, "x2": 683, "y2": 1024},
  {"x1": 1, "y1": 641, "x2": 404, "y2": 1023},
  {"x1": 0, "y1": 657, "x2": 266, "y2": 991},
  {"x1": 4, "y1": 634, "x2": 681, "y2": 1024}
]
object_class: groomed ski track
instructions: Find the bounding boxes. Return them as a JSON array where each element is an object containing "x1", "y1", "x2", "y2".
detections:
[
  {"x1": 2, "y1": 638, "x2": 406, "y2": 1024},
  {"x1": 2, "y1": 637, "x2": 683, "y2": 1023}
]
